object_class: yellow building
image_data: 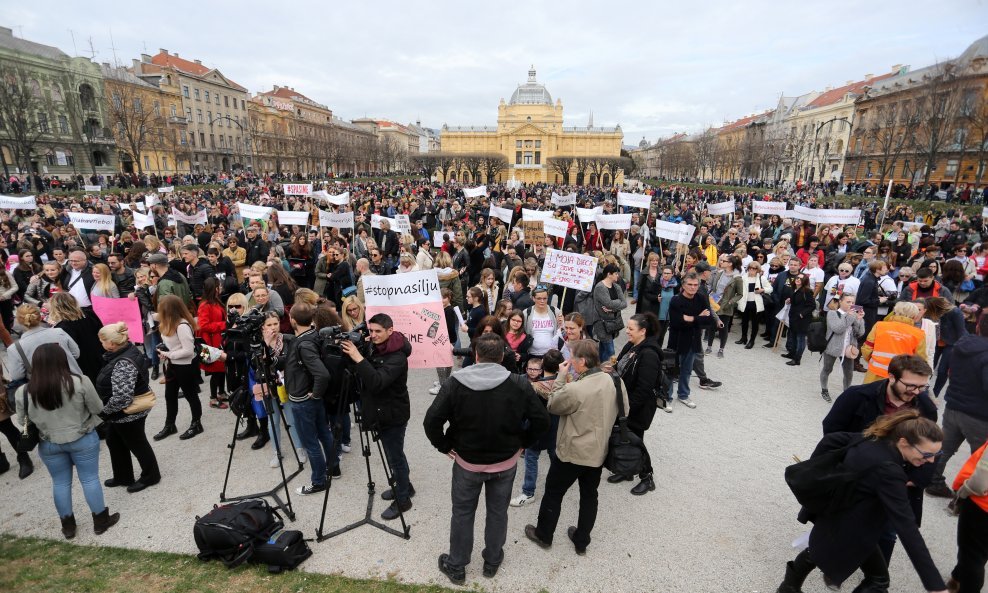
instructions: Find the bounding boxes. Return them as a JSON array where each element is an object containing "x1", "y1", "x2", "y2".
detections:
[{"x1": 441, "y1": 67, "x2": 624, "y2": 185}]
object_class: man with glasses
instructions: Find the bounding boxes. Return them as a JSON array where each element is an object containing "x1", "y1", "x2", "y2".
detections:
[
  {"x1": 62, "y1": 249, "x2": 95, "y2": 309},
  {"x1": 368, "y1": 249, "x2": 391, "y2": 276},
  {"x1": 822, "y1": 355, "x2": 937, "y2": 564}
]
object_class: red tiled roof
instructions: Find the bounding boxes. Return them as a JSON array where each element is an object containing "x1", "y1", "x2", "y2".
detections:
[
  {"x1": 718, "y1": 110, "x2": 773, "y2": 134},
  {"x1": 149, "y1": 51, "x2": 246, "y2": 91},
  {"x1": 259, "y1": 86, "x2": 318, "y2": 104},
  {"x1": 804, "y1": 72, "x2": 897, "y2": 109}
]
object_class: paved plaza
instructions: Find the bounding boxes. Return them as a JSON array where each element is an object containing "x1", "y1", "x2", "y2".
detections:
[{"x1": 0, "y1": 315, "x2": 966, "y2": 592}]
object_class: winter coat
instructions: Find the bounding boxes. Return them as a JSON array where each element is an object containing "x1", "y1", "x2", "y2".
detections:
[
  {"x1": 616, "y1": 336, "x2": 661, "y2": 433},
  {"x1": 736, "y1": 273, "x2": 772, "y2": 313},
  {"x1": 823, "y1": 309, "x2": 865, "y2": 359},
  {"x1": 354, "y1": 332, "x2": 412, "y2": 429},
  {"x1": 437, "y1": 267, "x2": 464, "y2": 310},
  {"x1": 590, "y1": 281, "x2": 627, "y2": 340},
  {"x1": 55, "y1": 315, "x2": 106, "y2": 385},
  {"x1": 548, "y1": 368, "x2": 628, "y2": 467},
  {"x1": 197, "y1": 301, "x2": 226, "y2": 373},
  {"x1": 785, "y1": 289, "x2": 815, "y2": 334}
]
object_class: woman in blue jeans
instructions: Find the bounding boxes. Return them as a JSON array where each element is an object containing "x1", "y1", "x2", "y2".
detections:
[{"x1": 14, "y1": 343, "x2": 120, "y2": 539}]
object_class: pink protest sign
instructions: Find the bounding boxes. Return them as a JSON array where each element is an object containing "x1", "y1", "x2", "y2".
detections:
[
  {"x1": 91, "y1": 296, "x2": 145, "y2": 343},
  {"x1": 362, "y1": 270, "x2": 452, "y2": 369},
  {"x1": 540, "y1": 249, "x2": 598, "y2": 292}
]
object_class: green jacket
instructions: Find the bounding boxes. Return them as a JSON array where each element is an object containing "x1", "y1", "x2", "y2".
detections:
[{"x1": 157, "y1": 269, "x2": 193, "y2": 309}]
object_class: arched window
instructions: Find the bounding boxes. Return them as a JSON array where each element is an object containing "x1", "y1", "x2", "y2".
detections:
[{"x1": 79, "y1": 84, "x2": 95, "y2": 110}]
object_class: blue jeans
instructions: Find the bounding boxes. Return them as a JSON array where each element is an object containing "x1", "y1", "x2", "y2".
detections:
[
  {"x1": 330, "y1": 412, "x2": 352, "y2": 457},
  {"x1": 632, "y1": 268, "x2": 641, "y2": 299},
  {"x1": 677, "y1": 350, "x2": 697, "y2": 399},
  {"x1": 267, "y1": 400, "x2": 301, "y2": 456},
  {"x1": 792, "y1": 332, "x2": 807, "y2": 361},
  {"x1": 522, "y1": 447, "x2": 557, "y2": 497},
  {"x1": 143, "y1": 330, "x2": 161, "y2": 367},
  {"x1": 38, "y1": 431, "x2": 105, "y2": 518},
  {"x1": 293, "y1": 398, "x2": 335, "y2": 486},
  {"x1": 378, "y1": 424, "x2": 411, "y2": 503},
  {"x1": 598, "y1": 339, "x2": 615, "y2": 363}
]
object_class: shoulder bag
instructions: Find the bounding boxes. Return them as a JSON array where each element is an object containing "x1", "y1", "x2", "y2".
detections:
[
  {"x1": 17, "y1": 388, "x2": 40, "y2": 453},
  {"x1": 6, "y1": 341, "x2": 32, "y2": 411},
  {"x1": 603, "y1": 375, "x2": 643, "y2": 477}
]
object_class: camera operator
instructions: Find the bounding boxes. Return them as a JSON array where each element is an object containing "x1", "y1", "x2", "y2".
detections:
[
  {"x1": 340, "y1": 313, "x2": 413, "y2": 521},
  {"x1": 280, "y1": 303, "x2": 338, "y2": 496}
]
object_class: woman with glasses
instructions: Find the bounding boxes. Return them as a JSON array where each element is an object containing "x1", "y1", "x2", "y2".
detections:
[
  {"x1": 706, "y1": 255, "x2": 742, "y2": 358},
  {"x1": 503, "y1": 310, "x2": 533, "y2": 367},
  {"x1": 776, "y1": 409, "x2": 947, "y2": 593},
  {"x1": 823, "y1": 263, "x2": 861, "y2": 311},
  {"x1": 780, "y1": 274, "x2": 816, "y2": 366},
  {"x1": 340, "y1": 296, "x2": 365, "y2": 332}
]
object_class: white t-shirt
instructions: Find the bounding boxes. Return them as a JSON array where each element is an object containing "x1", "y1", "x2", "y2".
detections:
[
  {"x1": 802, "y1": 266, "x2": 825, "y2": 290},
  {"x1": 527, "y1": 308, "x2": 557, "y2": 356},
  {"x1": 822, "y1": 275, "x2": 860, "y2": 308}
]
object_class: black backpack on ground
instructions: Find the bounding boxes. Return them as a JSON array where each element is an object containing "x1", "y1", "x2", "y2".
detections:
[
  {"x1": 251, "y1": 529, "x2": 312, "y2": 573},
  {"x1": 193, "y1": 498, "x2": 284, "y2": 568}
]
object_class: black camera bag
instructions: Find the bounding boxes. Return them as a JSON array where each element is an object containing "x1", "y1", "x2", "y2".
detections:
[
  {"x1": 193, "y1": 498, "x2": 283, "y2": 568},
  {"x1": 251, "y1": 529, "x2": 312, "y2": 573}
]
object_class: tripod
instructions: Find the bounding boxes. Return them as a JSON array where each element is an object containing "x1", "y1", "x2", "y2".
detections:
[
  {"x1": 219, "y1": 342, "x2": 302, "y2": 521},
  {"x1": 316, "y1": 369, "x2": 410, "y2": 541}
]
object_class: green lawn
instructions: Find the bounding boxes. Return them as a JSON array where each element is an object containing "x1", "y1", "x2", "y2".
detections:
[{"x1": 0, "y1": 534, "x2": 461, "y2": 593}]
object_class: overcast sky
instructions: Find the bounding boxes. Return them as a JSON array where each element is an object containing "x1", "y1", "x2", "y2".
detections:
[{"x1": 6, "y1": 1, "x2": 987, "y2": 145}]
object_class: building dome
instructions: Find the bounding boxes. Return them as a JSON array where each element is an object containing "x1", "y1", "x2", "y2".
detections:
[
  {"x1": 956, "y1": 33, "x2": 988, "y2": 67},
  {"x1": 509, "y1": 66, "x2": 553, "y2": 105}
]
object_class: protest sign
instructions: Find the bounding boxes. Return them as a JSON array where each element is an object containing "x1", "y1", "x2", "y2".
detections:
[
  {"x1": 371, "y1": 213, "x2": 398, "y2": 230},
  {"x1": 237, "y1": 202, "x2": 274, "y2": 222},
  {"x1": 596, "y1": 213, "x2": 632, "y2": 231},
  {"x1": 319, "y1": 210, "x2": 353, "y2": 229},
  {"x1": 540, "y1": 249, "x2": 598, "y2": 292},
  {"x1": 91, "y1": 296, "x2": 144, "y2": 343},
  {"x1": 134, "y1": 202, "x2": 146, "y2": 211},
  {"x1": 0, "y1": 195, "x2": 37, "y2": 209},
  {"x1": 707, "y1": 200, "x2": 736, "y2": 216},
  {"x1": 170, "y1": 208, "x2": 208, "y2": 226},
  {"x1": 145, "y1": 194, "x2": 159, "y2": 207},
  {"x1": 790, "y1": 205, "x2": 818, "y2": 223},
  {"x1": 395, "y1": 214, "x2": 412, "y2": 235},
  {"x1": 362, "y1": 270, "x2": 452, "y2": 369},
  {"x1": 462, "y1": 185, "x2": 487, "y2": 198},
  {"x1": 655, "y1": 220, "x2": 695, "y2": 244},
  {"x1": 277, "y1": 210, "x2": 310, "y2": 226},
  {"x1": 752, "y1": 200, "x2": 787, "y2": 216},
  {"x1": 283, "y1": 183, "x2": 313, "y2": 196},
  {"x1": 118, "y1": 203, "x2": 131, "y2": 211},
  {"x1": 489, "y1": 204, "x2": 514, "y2": 225},
  {"x1": 617, "y1": 192, "x2": 651, "y2": 209},
  {"x1": 815, "y1": 208, "x2": 862, "y2": 226},
  {"x1": 575, "y1": 206, "x2": 603, "y2": 222},
  {"x1": 316, "y1": 191, "x2": 349, "y2": 205},
  {"x1": 84, "y1": 185, "x2": 102, "y2": 193},
  {"x1": 433, "y1": 231, "x2": 454, "y2": 248},
  {"x1": 551, "y1": 192, "x2": 577, "y2": 206},
  {"x1": 521, "y1": 209, "x2": 555, "y2": 222},
  {"x1": 543, "y1": 218, "x2": 569, "y2": 239},
  {"x1": 157, "y1": 186, "x2": 174, "y2": 193},
  {"x1": 67, "y1": 212, "x2": 115, "y2": 232},
  {"x1": 132, "y1": 211, "x2": 155, "y2": 229},
  {"x1": 522, "y1": 220, "x2": 545, "y2": 244},
  {"x1": 983, "y1": 207, "x2": 988, "y2": 218}
]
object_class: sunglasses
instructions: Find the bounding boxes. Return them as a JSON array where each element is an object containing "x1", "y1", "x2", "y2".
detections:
[{"x1": 910, "y1": 443, "x2": 942, "y2": 460}]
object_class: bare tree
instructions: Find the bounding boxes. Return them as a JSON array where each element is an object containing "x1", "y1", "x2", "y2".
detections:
[
  {"x1": 480, "y1": 152, "x2": 508, "y2": 184},
  {"x1": 912, "y1": 64, "x2": 965, "y2": 187},
  {"x1": 106, "y1": 81, "x2": 167, "y2": 175},
  {"x1": 857, "y1": 100, "x2": 917, "y2": 187},
  {"x1": 785, "y1": 125, "x2": 814, "y2": 182},
  {"x1": 409, "y1": 153, "x2": 439, "y2": 179},
  {"x1": 692, "y1": 129, "x2": 717, "y2": 180},
  {"x1": 585, "y1": 157, "x2": 607, "y2": 185},
  {"x1": 962, "y1": 89, "x2": 988, "y2": 185},
  {"x1": 0, "y1": 64, "x2": 55, "y2": 189},
  {"x1": 459, "y1": 153, "x2": 484, "y2": 184},
  {"x1": 547, "y1": 155, "x2": 575, "y2": 184},
  {"x1": 433, "y1": 152, "x2": 455, "y2": 182}
]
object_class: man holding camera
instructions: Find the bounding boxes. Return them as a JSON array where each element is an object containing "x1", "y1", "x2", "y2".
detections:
[{"x1": 340, "y1": 313, "x2": 413, "y2": 520}]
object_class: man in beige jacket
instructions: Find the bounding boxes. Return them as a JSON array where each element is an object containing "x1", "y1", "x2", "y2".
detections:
[{"x1": 524, "y1": 339, "x2": 628, "y2": 555}]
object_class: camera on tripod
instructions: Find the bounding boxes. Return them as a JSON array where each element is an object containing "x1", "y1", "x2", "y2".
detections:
[
  {"x1": 319, "y1": 322, "x2": 370, "y2": 353},
  {"x1": 225, "y1": 307, "x2": 267, "y2": 347}
]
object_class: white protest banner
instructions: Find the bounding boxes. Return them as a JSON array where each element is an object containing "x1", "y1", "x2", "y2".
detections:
[
  {"x1": 170, "y1": 208, "x2": 208, "y2": 226},
  {"x1": 319, "y1": 210, "x2": 353, "y2": 229},
  {"x1": 433, "y1": 231, "x2": 455, "y2": 248},
  {"x1": 277, "y1": 210, "x2": 310, "y2": 226},
  {"x1": 752, "y1": 200, "x2": 787, "y2": 216},
  {"x1": 312, "y1": 189, "x2": 329, "y2": 200},
  {"x1": 522, "y1": 209, "x2": 555, "y2": 222},
  {"x1": 0, "y1": 195, "x2": 37, "y2": 210},
  {"x1": 145, "y1": 194, "x2": 159, "y2": 207},
  {"x1": 157, "y1": 186, "x2": 174, "y2": 193},
  {"x1": 596, "y1": 213, "x2": 632, "y2": 231},
  {"x1": 362, "y1": 269, "x2": 452, "y2": 369},
  {"x1": 655, "y1": 220, "x2": 696, "y2": 244},
  {"x1": 982, "y1": 207, "x2": 988, "y2": 218},
  {"x1": 898, "y1": 221, "x2": 924, "y2": 231},
  {"x1": 814, "y1": 208, "x2": 862, "y2": 226},
  {"x1": 371, "y1": 213, "x2": 398, "y2": 230},
  {"x1": 550, "y1": 192, "x2": 577, "y2": 206},
  {"x1": 543, "y1": 218, "x2": 570, "y2": 239},
  {"x1": 324, "y1": 192, "x2": 350, "y2": 206},
  {"x1": 462, "y1": 185, "x2": 487, "y2": 198},
  {"x1": 790, "y1": 205, "x2": 818, "y2": 224},
  {"x1": 575, "y1": 206, "x2": 603, "y2": 222},
  {"x1": 118, "y1": 203, "x2": 131, "y2": 211},
  {"x1": 132, "y1": 211, "x2": 155, "y2": 229},
  {"x1": 395, "y1": 214, "x2": 413, "y2": 235},
  {"x1": 707, "y1": 199, "x2": 737, "y2": 216},
  {"x1": 489, "y1": 204, "x2": 514, "y2": 225},
  {"x1": 68, "y1": 212, "x2": 115, "y2": 232},
  {"x1": 83, "y1": 185, "x2": 102, "y2": 193},
  {"x1": 134, "y1": 202, "x2": 146, "y2": 212},
  {"x1": 283, "y1": 183, "x2": 312, "y2": 196},
  {"x1": 237, "y1": 202, "x2": 274, "y2": 222},
  {"x1": 540, "y1": 249, "x2": 598, "y2": 292},
  {"x1": 617, "y1": 191, "x2": 651, "y2": 210}
]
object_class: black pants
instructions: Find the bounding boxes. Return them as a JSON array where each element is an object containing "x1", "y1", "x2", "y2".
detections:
[
  {"x1": 953, "y1": 497, "x2": 988, "y2": 593},
  {"x1": 105, "y1": 416, "x2": 160, "y2": 483},
  {"x1": 164, "y1": 362, "x2": 202, "y2": 425},
  {"x1": 627, "y1": 402, "x2": 656, "y2": 478},
  {"x1": 207, "y1": 371, "x2": 225, "y2": 399},
  {"x1": 705, "y1": 314, "x2": 733, "y2": 349},
  {"x1": 0, "y1": 417, "x2": 29, "y2": 461},
  {"x1": 534, "y1": 458, "x2": 602, "y2": 549},
  {"x1": 740, "y1": 306, "x2": 759, "y2": 341},
  {"x1": 656, "y1": 320, "x2": 669, "y2": 350}
]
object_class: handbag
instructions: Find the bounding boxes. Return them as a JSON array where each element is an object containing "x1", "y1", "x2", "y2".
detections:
[
  {"x1": 17, "y1": 388, "x2": 41, "y2": 453},
  {"x1": 5, "y1": 341, "x2": 32, "y2": 411},
  {"x1": 601, "y1": 313, "x2": 624, "y2": 335},
  {"x1": 124, "y1": 390, "x2": 156, "y2": 415},
  {"x1": 960, "y1": 278, "x2": 975, "y2": 292},
  {"x1": 603, "y1": 375, "x2": 644, "y2": 477}
]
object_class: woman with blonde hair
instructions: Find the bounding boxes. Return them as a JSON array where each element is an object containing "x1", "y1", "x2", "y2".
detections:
[
  {"x1": 47, "y1": 292, "x2": 105, "y2": 385},
  {"x1": 7, "y1": 304, "x2": 82, "y2": 389},
  {"x1": 95, "y1": 322, "x2": 160, "y2": 493},
  {"x1": 434, "y1": 251, "x2": 463, "y2": 310},
  {"x1": 341, "y1": 296, "x2": 365, "y2": 331},
  {"x1": 475, "y1": 268, "x2": 500, "y2": 314},
  {"x1": 90, "y1": 263, "x2": 119, "y2": 298},
  {"x1": 152, "y1": 295, "x2": 202, "y2": 441}
]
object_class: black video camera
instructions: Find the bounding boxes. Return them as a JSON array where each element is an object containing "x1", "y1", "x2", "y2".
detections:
[{"x1": 224, "y1": 307, "x2": 266, "y2": 346}]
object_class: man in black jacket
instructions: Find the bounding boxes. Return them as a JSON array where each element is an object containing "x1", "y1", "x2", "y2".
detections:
[
  {"x1": 181, "y1": 244, "x2": 214, "y2": 305},
  {"x1": 822, "y1": 354, "x2": 936, "y2": 564},
  {"x1": 106, "y1": 253, "x2": 136, "y2": 296},
  {"x1": 668, "y1": 272, "x2": 714, "y2": 409},
  {"x1": 424, "y1": 333, "x2": 550, "y2": 584},
  {"x1": 243, "y1": 224, "x2": 270, "y2": 268},
  {"x1": 282, "y1": 303, "x2": 337, "y2": 496},
  {"x1": 341, "y1": 313, "x2": 413, "y2": 521}
]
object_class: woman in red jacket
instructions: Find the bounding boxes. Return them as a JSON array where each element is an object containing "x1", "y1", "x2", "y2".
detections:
[{"x1": 197, "y1": 277, "x2": 228, "y2": 409}]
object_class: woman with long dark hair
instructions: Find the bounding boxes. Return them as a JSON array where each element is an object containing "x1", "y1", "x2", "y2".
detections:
[
  {"x1": 153, "y1": 295, "x2": 202, "y2": 441},
  {"x1": 197, "y1": 277, "x2": 228, "y2": 409},
  {"x1": 14, "y1": 343, "x2": 119, "y2": 539},
  {"x1": 776, "y1": 409, "x2": 947, "y2": 593},
  {"x1": 781, "y1": 273, "x2": 816, "y2": 366},
  {"x1": 288, "y1": 232, "x2": 315, "y2": 289},
  {"x1": 13, "y1": 248, "x2": 41, "y2": 301}
]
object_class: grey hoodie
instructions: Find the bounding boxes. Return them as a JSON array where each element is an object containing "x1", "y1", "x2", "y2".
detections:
[{"x1": 452, "y1": 362, "x2": 510, "y2": 391}]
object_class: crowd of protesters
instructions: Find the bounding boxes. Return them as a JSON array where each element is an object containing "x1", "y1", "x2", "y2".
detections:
[{"x1": 0, "y1": 172, "x2": 986, "y2": 590}]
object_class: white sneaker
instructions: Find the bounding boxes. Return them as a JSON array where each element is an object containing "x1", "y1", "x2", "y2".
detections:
[
  {"x1": 296, "y1": 448, "x2": 307, "y2": 464},
  {"x1": 679, "y1": 398, "x2": 697, "y2": 409},
  {"x1": 428, "y1": 381, "x2": 441, "y2": 395},
  {"x1": 510, "y1": 493, "x2": 535, "y2": 507},
  {"x1": 340, "y1": 444, "x2": 351, "y2": 454},
  {"x1": 269, "y1": 455, "x2": 281, "y2": 468}
]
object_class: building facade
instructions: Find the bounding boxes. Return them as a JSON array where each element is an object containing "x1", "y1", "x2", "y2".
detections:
[
  {"x1": 247, "y1": 85, "x2": 336, "y2": 176},
  {"x1": 441, "y1": 67, "x2": 623, "y2": 185}
]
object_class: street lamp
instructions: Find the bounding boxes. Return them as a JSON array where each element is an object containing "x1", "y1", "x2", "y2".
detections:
[{"x1": 208, "y1": 115, "x2": 252, "y2": 174}]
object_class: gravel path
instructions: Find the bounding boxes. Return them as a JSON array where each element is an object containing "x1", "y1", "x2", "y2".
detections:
[{"x1": 0, "y1": 312, "x2": 966, "y2": 592}]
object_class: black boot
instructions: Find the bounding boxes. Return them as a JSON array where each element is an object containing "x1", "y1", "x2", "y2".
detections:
[
  {"x1": 777, "y1": 550, "x2": 815, "y2": 593},
  {"x1": 0, "y1": 452, "x2": 9, "y2": 475},
  {"x1": 17, "y1": 454, "x2": 33, "y2": 479},
  {"x1": 60, "y1": 515, "x2": 76, "y2": 539},
  {"x1": 850, "y1": 576, "x2": 890, "y2": 593},
  {"x1": 236, "y1": 420, "x2": 258, "y2": 440},
  {"x1": 745, "y1": 338, "x2": 755, "y2": 349},
  {"x1": 251, "y1": 432, "x2": 270, "y2": 450},
  {"x1": 734, "y1": 336, "x2": 747, "y2": 345},
  {"x1": 92, "y1": 507, "x2": 120, "y2": 535},
  {"x1": 153, "y1": 424, "x2": 177, "y2": 441},
  {"x1": 150, "y1": 365, "x2": 160, "y2": 381},
  {"x1": 631, "y1": 475, "x2": 655, "y2": 495},
  {"x1": 179, "y1": 420, "x2": 204, "y2": 440}
]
